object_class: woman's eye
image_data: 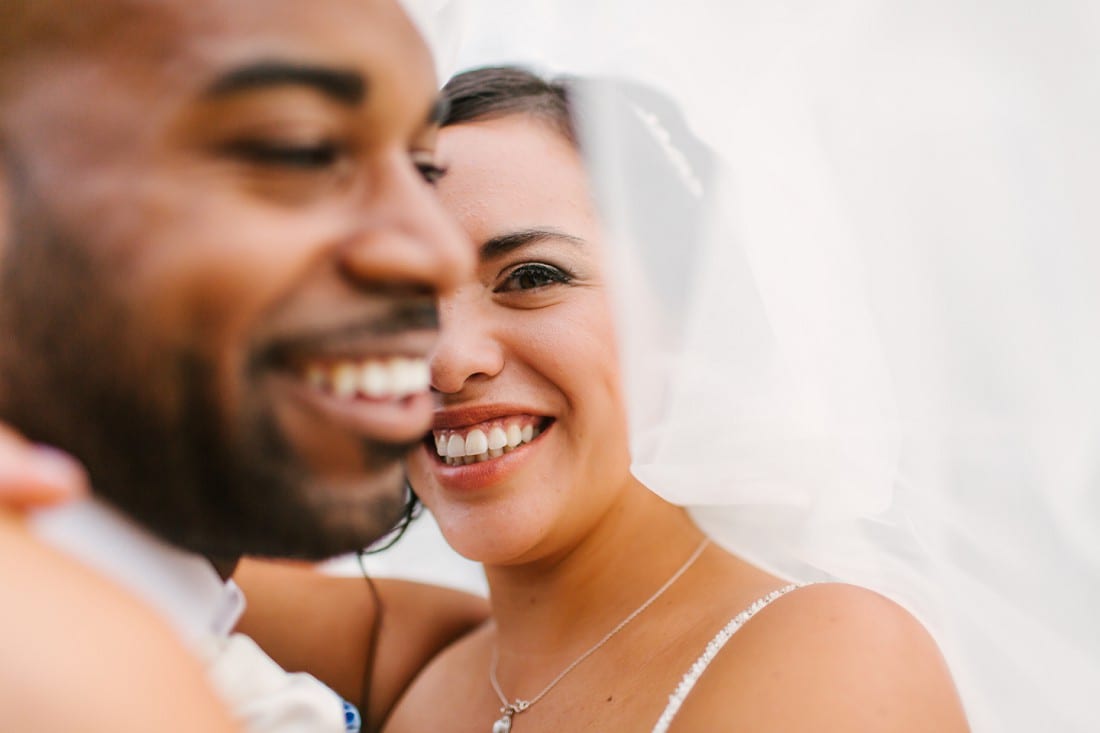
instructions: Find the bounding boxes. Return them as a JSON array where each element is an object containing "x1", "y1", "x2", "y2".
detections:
[
  {"x1": 495, "y1": 263, "x2": 573, "y2": 293},
  {"x1": 223, "y1": 140, "x2": 342, "y2": 169},
  {"x1": 415, "y1": 162, "x2": 447, "y2": 185},
  {"x1": 411, "y1": 152, "x2": 448, "y2": 186}
]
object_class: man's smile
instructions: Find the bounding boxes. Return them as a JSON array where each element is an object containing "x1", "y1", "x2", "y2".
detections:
[
  {"x1": 265, "y1": 324, "x2": 440, "y2": 445},
  {"x1": 304, "y1": 355, "x2": 430, "y2": 401}
]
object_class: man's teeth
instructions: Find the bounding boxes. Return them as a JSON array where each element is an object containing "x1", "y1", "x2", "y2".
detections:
[
  {"x1": 304, "y1": 357, "x2": 430, "y2": 400},
  {"x1": 434, "y1": 420, "x2": 544, "y2": 466}
]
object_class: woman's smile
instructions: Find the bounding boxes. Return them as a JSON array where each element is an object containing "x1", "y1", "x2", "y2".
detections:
[
  {"x1": 419, "y1": 415, "x2": 556, "y2": 493},
  {"x1": 431, "y1": 414, "x2": 553, "y2": 467}
]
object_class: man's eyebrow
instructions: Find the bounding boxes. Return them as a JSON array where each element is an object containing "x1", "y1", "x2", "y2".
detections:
[
  {"x1": 480, "y1": 228, "x2": 585, "y2": 260},
  {"x1": 204, "y1": 61, "x2": 367, "y2": 105}
]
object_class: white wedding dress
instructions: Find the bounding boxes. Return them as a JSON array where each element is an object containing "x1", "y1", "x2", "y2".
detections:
[{"x1": 393, "y1": 2, "x2": 1100, "y2": 730}]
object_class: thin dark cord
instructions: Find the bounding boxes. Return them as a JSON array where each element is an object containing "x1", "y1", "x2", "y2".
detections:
[
  {"x1": 353, "y1": 486, "x2": 420, "y2": 730},
  {"x1": 361, "y1": 486, "x2": 421, "y2": 556},
  {"x1": 356, "y1": 550, "x2": 383, "y2": 733}
]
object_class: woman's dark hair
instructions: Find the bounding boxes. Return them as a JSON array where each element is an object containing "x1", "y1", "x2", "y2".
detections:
[{"x1": 440, "y1": 65, "x2": 577, "y2": 144}]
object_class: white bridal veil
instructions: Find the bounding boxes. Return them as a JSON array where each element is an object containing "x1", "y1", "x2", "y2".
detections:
[{"x1": 399, "y1": 1, "x2": 1100, "y2": 730}]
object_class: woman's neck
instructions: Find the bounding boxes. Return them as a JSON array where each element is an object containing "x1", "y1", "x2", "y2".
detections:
[{"x1": 483, "y1": 483, "x2": 705, "y2": 658}]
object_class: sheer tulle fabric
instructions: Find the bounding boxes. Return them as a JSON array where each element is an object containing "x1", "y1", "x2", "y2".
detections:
[{"x1": 405, "y1": 1, "x2": 1100, "y2": 729}]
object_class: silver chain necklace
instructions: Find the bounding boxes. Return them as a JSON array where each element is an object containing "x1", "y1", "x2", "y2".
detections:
[{"x1": 488, "y1": 538, "x2": 710, "y2": 733}]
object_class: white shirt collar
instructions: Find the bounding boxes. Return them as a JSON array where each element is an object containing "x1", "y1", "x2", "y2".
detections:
[{"x1": 31, "y1": 498, "x2": 245, "y2": 647}]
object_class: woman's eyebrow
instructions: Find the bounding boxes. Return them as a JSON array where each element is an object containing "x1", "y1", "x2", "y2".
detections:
[{"x1": 479, "y1": 228, "x2": 585, "y2": 261}]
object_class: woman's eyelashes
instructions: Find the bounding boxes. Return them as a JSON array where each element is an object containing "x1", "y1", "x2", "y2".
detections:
[
  {"x1": 414, "y1": 159, "x2": 448, "y2": 185},
  {"x1": 494, "y1": 262, "x2": 574, "y2": 293}
]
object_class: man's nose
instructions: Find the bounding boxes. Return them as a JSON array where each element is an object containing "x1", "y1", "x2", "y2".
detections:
[{"x1": 338, "y1": 151, "x2": 474, "y2": 295}]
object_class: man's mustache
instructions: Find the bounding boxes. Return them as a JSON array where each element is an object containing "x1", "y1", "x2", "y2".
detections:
[{"x1": 254, "y1": 297, "x2": 440, "y2": 369}]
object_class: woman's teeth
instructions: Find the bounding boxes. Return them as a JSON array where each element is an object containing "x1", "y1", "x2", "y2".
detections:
[
  {"x1": 304, "y1": 357, "x2": 430, "y2": 400},
  {"x1": 434, "y1": 420, "x2": 542, "y2": 466}
]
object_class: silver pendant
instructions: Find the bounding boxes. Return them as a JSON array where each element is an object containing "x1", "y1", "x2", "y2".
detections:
[{"x1": 492, "y1": 712, "x2": 513, "y2": 733}]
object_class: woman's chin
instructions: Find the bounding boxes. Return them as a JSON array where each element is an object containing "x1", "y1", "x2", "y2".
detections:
[{"x1": 433, "y1": 515, "x2": 549, "y2": 567}]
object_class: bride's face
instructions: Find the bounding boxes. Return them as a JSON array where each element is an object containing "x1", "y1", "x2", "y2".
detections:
[{"x1": 406, "y1": 114, "x2": 635, "y2": 564}]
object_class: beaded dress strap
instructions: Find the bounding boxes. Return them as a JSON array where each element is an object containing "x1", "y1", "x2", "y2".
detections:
[{"x1": 650, "y1": 583, "x2": 808, "y2": 733}]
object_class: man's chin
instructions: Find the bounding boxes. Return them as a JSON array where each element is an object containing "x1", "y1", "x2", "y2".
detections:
[
  {"x1": 103, "y1": 459, "x2": 413, "y2": 562},
  {"x1": 284, "y1": 471, "x2": 414, "y2": 559},
  {"x1": 211, "y1": 477, "x2": 412, "y2": 561}
]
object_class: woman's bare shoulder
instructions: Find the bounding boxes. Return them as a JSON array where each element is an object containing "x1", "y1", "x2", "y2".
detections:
[{"x1": 667, "y1": 582, "x2": 970, "y2": 732}]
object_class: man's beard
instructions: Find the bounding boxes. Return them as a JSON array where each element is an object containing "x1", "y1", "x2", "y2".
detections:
[{"x1": 0, "y1": 180, "x2": 411, "y2": 560}]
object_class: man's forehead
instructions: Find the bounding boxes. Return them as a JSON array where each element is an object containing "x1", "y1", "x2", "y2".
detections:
[
  {"x1": 3, "y1": 0, "x2": 435, "y2": 99},
  {"x1": 4, "y1": 0, "x2": 422, "y2": 38},
  {"x1": 185, "y1": 0, "x2": 438, "y2": 111},
  {"x1": 0, "y1": 0, "x2": 440, "y2": 186}
]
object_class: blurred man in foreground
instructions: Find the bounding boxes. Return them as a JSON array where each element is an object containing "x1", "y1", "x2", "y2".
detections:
[{"x1": 0, "y1": 1, "x2": 480, "y2": 729}]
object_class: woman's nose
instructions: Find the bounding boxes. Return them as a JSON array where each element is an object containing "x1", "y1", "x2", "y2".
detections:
[{"x1": 430, "y1": 293, "x2": 505, "y2": 395}]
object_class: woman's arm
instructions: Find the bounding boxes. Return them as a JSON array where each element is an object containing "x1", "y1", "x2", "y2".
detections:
[{"x1": 234, "y1": 558, "x2": 490, "y2": 732}]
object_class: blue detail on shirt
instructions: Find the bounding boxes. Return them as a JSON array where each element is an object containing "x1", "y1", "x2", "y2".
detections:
[{"x1": 342, "y1": 700, "x2": 362, "y2": 733}]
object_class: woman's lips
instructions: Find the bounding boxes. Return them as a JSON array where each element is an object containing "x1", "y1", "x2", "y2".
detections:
[
  {"x1": 421, "y1": 418, "x2": 554, "y2": 491},
  {"x1": 431, "y1": 415, "x2": 549, "y2": 465}
]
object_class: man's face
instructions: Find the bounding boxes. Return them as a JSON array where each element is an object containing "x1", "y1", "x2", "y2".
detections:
[{"x1": 0, "y1": 0, "x2": 472, "y2": 559}]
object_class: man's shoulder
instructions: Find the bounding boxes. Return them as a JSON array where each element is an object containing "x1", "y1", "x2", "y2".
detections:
[{"x1": 32, "y1": 498, "x2": 230, "y2": 643}]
